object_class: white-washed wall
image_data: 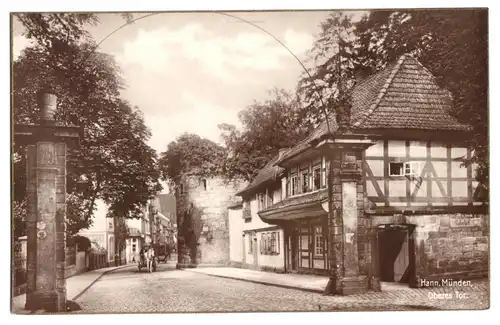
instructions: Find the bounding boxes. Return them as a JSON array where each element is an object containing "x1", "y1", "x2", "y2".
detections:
[{"x1": 228, "y1": 207, "x2": 244, "y2": 264}]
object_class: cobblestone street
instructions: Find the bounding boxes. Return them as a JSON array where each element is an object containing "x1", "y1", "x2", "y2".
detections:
[{"x1": 73, "y1": 261, "x2": 489, "y2": 313}]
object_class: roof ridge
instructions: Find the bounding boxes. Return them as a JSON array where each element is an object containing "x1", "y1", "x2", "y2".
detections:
[{"x1": 352, "y1": 54, "x2": 407, "y2": 128}]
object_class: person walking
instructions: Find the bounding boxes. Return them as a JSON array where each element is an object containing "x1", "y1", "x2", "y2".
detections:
[{"x1": 146, "y1": 246, "x2": 155, "y2": 273}]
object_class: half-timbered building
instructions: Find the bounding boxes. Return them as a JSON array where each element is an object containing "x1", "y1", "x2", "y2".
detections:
[{"x1": 246, "y1": 54, "x2": 488, "y2": 294}]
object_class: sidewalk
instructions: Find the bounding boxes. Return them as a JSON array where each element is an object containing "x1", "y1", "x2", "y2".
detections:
[
  {"x1": 12, "y1": 264, "x2": 132, "y2": 314},
  {"x1": 188, "y1": 267, "x2": 329, "y2": 293},
  {"x1": 187, "y1": 267, "x2": 490, "y2": 304}
]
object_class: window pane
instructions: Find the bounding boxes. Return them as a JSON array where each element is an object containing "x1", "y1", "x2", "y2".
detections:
[
  {"x1": 313, "y1": 169, "x2": 321, "y2": 190},
  {"x1": 302, "y1": 173, "x2": 309, "y2": 193}
]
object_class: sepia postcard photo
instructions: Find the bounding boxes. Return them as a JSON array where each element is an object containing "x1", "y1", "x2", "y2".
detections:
[{"x1": 9, "y1": 6, "x2": 490, "y2": 316}]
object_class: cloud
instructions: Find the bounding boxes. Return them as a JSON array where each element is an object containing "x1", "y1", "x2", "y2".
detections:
[
  {"x1": 144, "y1": 93, "x2": 241, "y2": 153},
  {"x1": 284, "y1": 29, "x2": 315, "y2": 55},
  {"x1": 112, "y1": 22, "x2": 315, "y2": 152},
  {"x1": 115, "y1": 24, "x2": 311, "y2": 82}
]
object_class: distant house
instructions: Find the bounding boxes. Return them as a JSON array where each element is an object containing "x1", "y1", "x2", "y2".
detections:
[
  {"x1": 78, "y1": 199, "x2": 118, "y2": 266},
  {"x1": 124, "y1": 194, "x2": 177, "y2": 264},
  {"x1": 230, "y1": 54, "x2": 488, "y2": 294}
]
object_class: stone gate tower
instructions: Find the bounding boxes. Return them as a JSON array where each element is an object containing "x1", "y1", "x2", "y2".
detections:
[{"x1": 176, "y1": 174, "x2": 245, "y2": 268}]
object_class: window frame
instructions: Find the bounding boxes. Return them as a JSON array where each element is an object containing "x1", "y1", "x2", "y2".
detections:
[
  {"x1": 313, "y1": 166, "x2": 321, "y2": 191},
  {"x1": 248, "y1": 234, "x2": 253, "y2": 254},
  {"x1": 314, "y1": 227, "x2": 325, "y2": 256},
  {"x1": 290, "y1": 175, "x2": 298, "y2": 196},
  {"x1": 267, "y1": 190, "x2": 273, "y2": 207},
  {"x1": 389, "y1": 161, "x2": 420, "y2": 176},
  {"x1": 300, "y1": 170, "x2": 309, "y2": 194}
]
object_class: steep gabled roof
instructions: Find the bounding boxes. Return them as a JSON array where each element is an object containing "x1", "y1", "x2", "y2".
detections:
[
  {"x1": 351, "y1": 54, "x2": 471, "y2": 131},
  {"x1": 276, "y1": 54, "x2": 471, "y2": 165}
]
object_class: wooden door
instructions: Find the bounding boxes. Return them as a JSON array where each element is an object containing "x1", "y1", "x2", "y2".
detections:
[
  {"x1": 378, "y1": 227, "x2": 411, "y2": 283},
  {"x1": 394, "y1": 230, "x2": 409, "y2": 282}
]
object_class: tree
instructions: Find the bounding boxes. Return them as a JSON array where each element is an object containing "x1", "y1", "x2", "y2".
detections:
[
  {"x1": 13, "y1": 13, "x2": 162, "y2": 239},
  {"x1": 219, "y1": 88, "x2": 312, "y2": 182},
  {"x1": 297, "y1": 11, "x2": 358, "y2": 127},
  {"x1": 300, "y1": 9, "x2": 488, "y2": 188},
  {"x1": 159, "y1": 133, "x2": 226, "y2": 187}
]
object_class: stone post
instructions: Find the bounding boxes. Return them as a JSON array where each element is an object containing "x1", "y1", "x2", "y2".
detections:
[
  {"x1": 14, "y1": 89, "x2": 80, "y2": 312},
  {"x1": 319, "y1": 137, "x2": 375, "y2": 295}
]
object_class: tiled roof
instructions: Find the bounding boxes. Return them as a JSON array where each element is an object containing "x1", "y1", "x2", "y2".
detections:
[
  {"x1": 259, "y1": 189, "x2": 328, "y2": 213},
  {"x1": 276, "y1": 54, "x2": 471, "y2": 165},
  {"x1": 352, "y1": 55, "x2": 471, "y2": 131},
  {"x1": 236, "y1": 150, "x2": 287, "y2": 197},
  {"x1": 277, "y1": 115, "x2": 338, "y2": 164}
]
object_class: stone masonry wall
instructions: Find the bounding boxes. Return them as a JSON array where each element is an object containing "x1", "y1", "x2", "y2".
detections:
[
  {"x1": 177, "y1": 176, "x2": 245, "y2": 266},
  {"x1": 371, "y1": 213, "x2": 489, "y2": 285}
]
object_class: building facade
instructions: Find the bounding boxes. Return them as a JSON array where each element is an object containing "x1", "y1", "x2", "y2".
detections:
[
  {"x1": 228, "y1": 151, "x2": 287, "y2": 272},
  {"x1": 176, "y1": 175, "x2": 246, "y2": 267},
  {"x1": 124, "y1": 194, "x2": 176, "y2": 264},
  {"x1": 78, "y1": 199, "x2": 117, "y2": 266},
  {"x1": 236, "y1": 54, "x2": 489, "y2": 294}
]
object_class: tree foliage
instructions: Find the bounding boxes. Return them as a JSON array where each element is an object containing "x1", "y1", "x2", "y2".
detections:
[
  {"x1": 158, "y1": 133, "x2": 226, "y2": 187},
  {"x1": 219, "y1": 88, "x2": 312, "y2": 182},
  {"x1": 300, "y1": 9, "x2": 488, "y2": 187},
  {"x1": 13, "y1": 13, "x2": 161, "y2": 239},
  {"x1": 298, "y1": 12, "x2": 358, "y2": 127}
]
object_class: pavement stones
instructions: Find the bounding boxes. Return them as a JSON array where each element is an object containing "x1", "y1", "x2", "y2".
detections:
[
  {"x1": 73, "y1": 263, "x2": 489, "y2": 313},
  {"x1": 11, "y1": 264, "x2": 133, "y2": 314}
]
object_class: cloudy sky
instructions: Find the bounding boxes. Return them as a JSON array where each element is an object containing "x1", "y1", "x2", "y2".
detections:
[{"x1": 12, "y1": 11, "x2": 366, "y2": 153}]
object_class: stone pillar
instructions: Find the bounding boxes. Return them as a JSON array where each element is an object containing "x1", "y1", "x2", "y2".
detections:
[
  {"x1": 26, "y1": 142, "x2": 67, "y2": 312},
  {"x1": 335, "y1": 150, "x2": 371, "y2": 294},
  {"x1": 15, "y1": 89, "x2": 80, "y2": 312},
  {"x1": 322, "y1": 139, "x2": 376, "y2": 296}
]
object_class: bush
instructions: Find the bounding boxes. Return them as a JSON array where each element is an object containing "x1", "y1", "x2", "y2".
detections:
[{"x1": 72, "y1": 235, "x2": 92, "y2": 252}]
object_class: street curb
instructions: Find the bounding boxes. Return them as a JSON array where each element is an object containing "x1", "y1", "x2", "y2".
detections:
[
  {"x1": 71, "y1": 265, "x2": 133, "y2": 301},
  {"x1": 185, "y1": 270, "x2": 324, "y2": 294}
]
